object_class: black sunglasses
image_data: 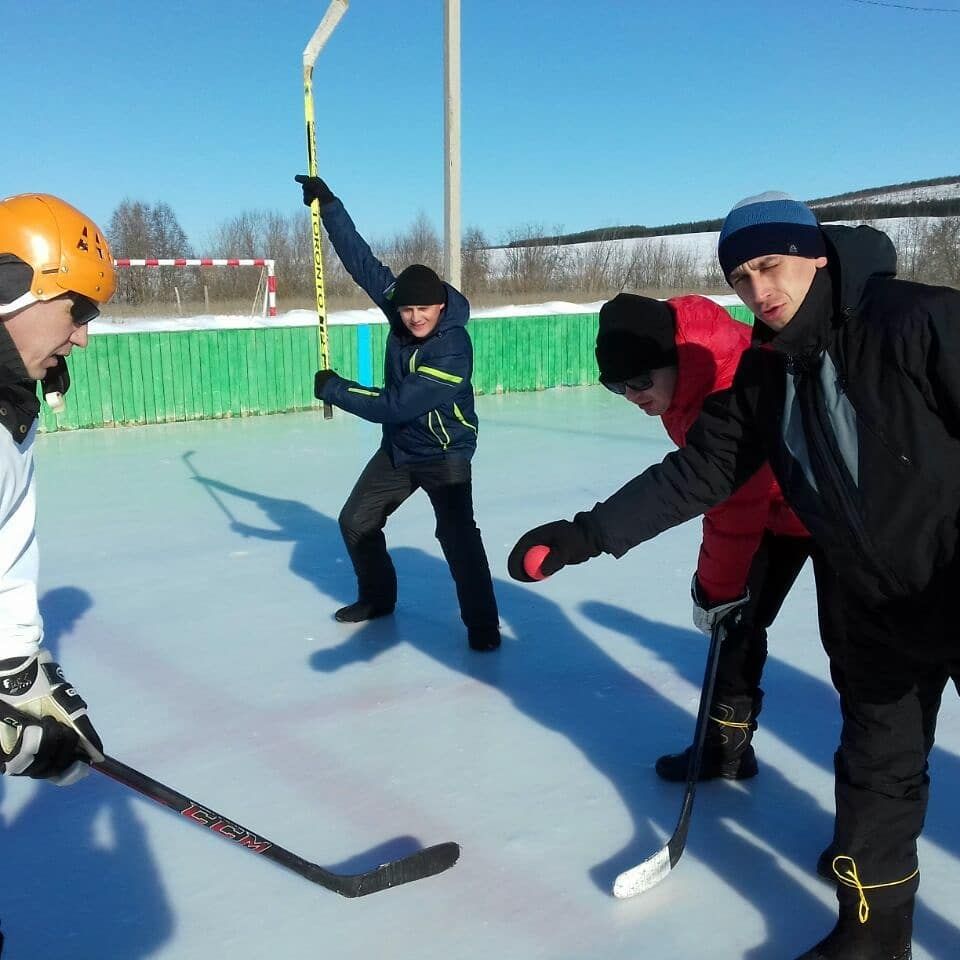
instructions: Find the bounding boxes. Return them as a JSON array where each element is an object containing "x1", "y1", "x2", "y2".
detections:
[
  {"x1": 602, "y1": 372, "x2": 654, "y2": 395},
  {"x1": 67, "y1": 294, "x2": 100, "y2": 326}
]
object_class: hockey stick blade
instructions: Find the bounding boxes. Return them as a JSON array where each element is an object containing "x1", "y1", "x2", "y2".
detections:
[
  {"x1": 323, "y1": 842, "x2": 461, "y2": 898},
  {"x1": 613, "y1": 846, "x2": 670, "y2": 898},
  {"x1": 92, "y1": 755, "x2": 460, "y2": 897},
  {"x1": 613, "y1": 793, "x2": 693, "y2": 898},
  {"x1": 612, "y1": 615, "x2": 730, "y2": 899}
]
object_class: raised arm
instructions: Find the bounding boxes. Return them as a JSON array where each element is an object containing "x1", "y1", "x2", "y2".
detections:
[{"x1": 296, "y1": 175, "x2": 396, "y2": 311}]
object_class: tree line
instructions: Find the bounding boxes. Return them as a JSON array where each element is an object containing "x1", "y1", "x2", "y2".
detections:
[{"x1": 105, "y1": 199, "x2": 960, "y2": 315}]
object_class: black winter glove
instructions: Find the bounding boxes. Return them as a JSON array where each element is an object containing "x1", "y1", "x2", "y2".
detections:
[
  {"x1": 314, "y1": 368, "x2": 339, "y2": 399},
  {"x1": 0, "y1": 651, "x2": 104, "y2": 786},
  {"x1": 0, "y1": 703, "x2": 79, "y2": 779},
  {"x1": 295, "y1": 175, "x2": 336, "y2": 207},
  {"x1": 507, "y1": 513, "x2": 603, "y2": 582}
]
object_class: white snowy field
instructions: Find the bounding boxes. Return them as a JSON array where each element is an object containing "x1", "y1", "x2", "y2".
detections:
[
  {"x1": 2, "y1": 388, "x2": 959, "y2": 960},
  {"x1": 823, "y1": 182, "x2": 960, "y2": 206},
  {"x1": 87, "y1": 299, "x2": 627, "y2": 334}
]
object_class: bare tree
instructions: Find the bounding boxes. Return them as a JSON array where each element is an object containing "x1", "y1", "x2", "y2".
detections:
[
  {"x1": 107, "y1": 199, "x2": 192, "y2": 305},
  {"x1": 904, "y1": 217, "x2": 960, "y2": 286},
  {"x1": 461, "y1": 226, "x2": 491, "y2": 297},
  {"x1": 561, "y1": 232, "x2": 630, "y2": 298},
  {"x1": 379, "y1": 211, "x2": 443, "y2": 273},
  {"x1": 498, "y1": 225, "x2": 565, "y2": 296}
]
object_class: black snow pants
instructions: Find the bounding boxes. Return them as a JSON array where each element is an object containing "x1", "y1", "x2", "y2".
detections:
[
  {"x1": 338, "y1": 448, "x2": 499, "y2": 633},
  {"x1": 714, "y1": 531, "x2": 845, "y2": 713},
  {"x1": 825, "y1": 590, "x2": 960, "y2": 911}
]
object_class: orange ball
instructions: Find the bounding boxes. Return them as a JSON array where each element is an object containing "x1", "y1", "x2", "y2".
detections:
[{"x1": 523, "y1": 544, "x2": 551, "y2": 581}]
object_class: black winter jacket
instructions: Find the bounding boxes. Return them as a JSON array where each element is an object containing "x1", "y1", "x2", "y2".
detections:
[
  {"x1": 317, "y1": 200, "x2": 479, "y2": 466},
  {"x1": 0, "y1": 325, "x2": 39, "y2": 443},
  {"x1": 586, "y1": 224, "x2": 960, "y2": 648}
]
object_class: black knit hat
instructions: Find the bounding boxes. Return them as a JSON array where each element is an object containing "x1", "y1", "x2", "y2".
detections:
[
  {"x1": 387, "y1": 264, "x2": 446, "y2": 307},
  {"x1": 595, "y1": 293, "x2": 677, "y2": 383}
]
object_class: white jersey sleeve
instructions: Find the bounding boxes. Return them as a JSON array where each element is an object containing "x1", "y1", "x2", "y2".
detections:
[{"x1": 0, "y1": 422, "x2": 42, "y2": 659}]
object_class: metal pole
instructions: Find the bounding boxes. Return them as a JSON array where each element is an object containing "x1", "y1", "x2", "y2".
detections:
[{"x1": 443, "y1": 0, "x2": 462, "y2": 288}]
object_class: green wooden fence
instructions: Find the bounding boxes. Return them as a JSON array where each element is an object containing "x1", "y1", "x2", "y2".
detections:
[{"x1": 38, "y1": 306, "x2": 752, "y2": 432}]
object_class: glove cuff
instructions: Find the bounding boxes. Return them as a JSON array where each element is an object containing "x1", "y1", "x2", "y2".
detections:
[{"x1": 571, "y1": 512, "x2": 604, "y2": 560}]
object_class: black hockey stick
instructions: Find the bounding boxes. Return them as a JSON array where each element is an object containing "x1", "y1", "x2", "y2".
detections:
[
  {"x1": 612, "y1": 614, "x2": 729, "y2": 897},
  {"x1": 92, "y1": 755, "x2": 460, "y2": 897}
]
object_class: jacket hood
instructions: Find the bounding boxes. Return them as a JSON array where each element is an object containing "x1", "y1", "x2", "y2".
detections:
[
  {"x1": 751, "y1": 223, "x2": 898, "y2": 357},
  {"x1": 822, "y1": 223, "x2": 897, "y2": 315},
  {"x1": 387, "y1": 281, "x2": 469, "y2": 342},
  {"x1": 663, "y1": 295, "x2": 752, "y2": 438}
]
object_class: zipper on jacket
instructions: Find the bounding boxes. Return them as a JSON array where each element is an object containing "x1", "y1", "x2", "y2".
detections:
[
  {"x1": 792, "y1": 359, "x2": 907, "y2": 595},
  {"x1": 452, "y1": 402, "x2": 477, "y2": 433},
  {"x1": 427, "y1": 410, "x2": 450, "y2": 450}
]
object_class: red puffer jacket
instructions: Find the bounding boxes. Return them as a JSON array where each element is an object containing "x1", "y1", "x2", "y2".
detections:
[{"x1": 660, "y1": 296, "x2": 808, "y2": 603}]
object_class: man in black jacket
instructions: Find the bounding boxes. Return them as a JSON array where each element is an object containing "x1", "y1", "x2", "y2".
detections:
[{"x1": 509, "y1": 193, "x2": 960, "y2": 959}]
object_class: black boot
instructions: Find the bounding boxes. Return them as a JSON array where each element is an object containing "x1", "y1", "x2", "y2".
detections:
[
  {"x1": 794, "y1": 901, "x2": 913, "y2": 959},
  {"x1": 655, "y1": 696, "x2": 758, "y2": 782},
  {"x1": 468, "y1": 625, "x2": 501, "y2": 651},
  {"x1": 334, "y1": 600, "x2": 394, "y2": 623}
]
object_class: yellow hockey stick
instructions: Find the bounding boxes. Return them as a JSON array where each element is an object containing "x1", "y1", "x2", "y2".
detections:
[{"x1": 302, "y1": 0, "x2": 349, "y2": 420}]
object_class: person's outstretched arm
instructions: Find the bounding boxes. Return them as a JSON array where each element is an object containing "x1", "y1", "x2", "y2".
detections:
[
  {"x1": 508, "y1": 363, "x2": 769, "y2": 580},
  {"x1": 296, "y1": 175, "x2": 395, "y2": 311}
]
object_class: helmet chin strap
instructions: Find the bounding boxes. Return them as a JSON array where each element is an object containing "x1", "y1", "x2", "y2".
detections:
[{"x1": 0, "y1": 290, "x2": 38, "y2": 317}]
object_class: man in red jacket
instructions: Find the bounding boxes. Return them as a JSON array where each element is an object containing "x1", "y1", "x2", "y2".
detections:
[{"x1": 594, "y1": 293, "x2": 842, "y2": 780}]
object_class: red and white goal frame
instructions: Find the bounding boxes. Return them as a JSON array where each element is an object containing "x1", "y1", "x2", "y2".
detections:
[{"x1": 113, "y1": 258, "x2": 277, "y2": 316}]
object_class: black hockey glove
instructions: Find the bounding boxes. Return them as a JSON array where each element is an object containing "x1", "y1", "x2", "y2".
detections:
[
  {"x1": 314, "y1": 368, "x2": 340, "y2": 399},
  {"x1": 507, "y1": 513, "x2": 603, "y2": 582},
  {"x1": 0, "y1": 651, "x2": 103, "y2": 786},
  {"x1": 295, "y1": 175, "x2": 336, "y2": 207}
]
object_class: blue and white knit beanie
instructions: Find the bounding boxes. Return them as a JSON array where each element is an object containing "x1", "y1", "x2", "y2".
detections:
[{"x1": 717, "y1": 191, "x2": 825, "y2": 282}]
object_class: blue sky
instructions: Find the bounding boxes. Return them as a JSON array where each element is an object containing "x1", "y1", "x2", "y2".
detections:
[{"x1": 3, "y1": 0, "x2": 958, "y2": 252}]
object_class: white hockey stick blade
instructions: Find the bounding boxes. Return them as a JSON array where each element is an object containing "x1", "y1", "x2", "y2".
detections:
[
  {"x1": 613, "y1": 844, "x2": 672, "y2": 898},
  {"x1": 303, "y1": 0, "x2": 349, "y2": 67}
]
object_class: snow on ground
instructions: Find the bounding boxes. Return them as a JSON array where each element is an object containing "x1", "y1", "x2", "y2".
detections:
[
  {"x1": 817, "y1": 181, "x2": 960, "y2": 206},
  {"x1": 89, "y1": 300, "x2": 620, "y2": 335},
  {"x1": 90, "y1": 296, "x2": 746, "y2": 335},
  {"x1": 487, "y1": 231, "x2": 725, "y2": 285},
  {"x1": 2, "y1": 388, "x2": 957, "y2": 959}
]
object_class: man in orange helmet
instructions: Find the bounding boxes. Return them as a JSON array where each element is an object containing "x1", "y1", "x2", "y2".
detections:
[{"x1": 0, "y1": 193, "x2": 115, "y2": 787}]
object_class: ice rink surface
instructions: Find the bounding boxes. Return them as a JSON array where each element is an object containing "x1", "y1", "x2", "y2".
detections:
[{"x1": 2, "y1": 386, "x2": 957, "y2": 959}]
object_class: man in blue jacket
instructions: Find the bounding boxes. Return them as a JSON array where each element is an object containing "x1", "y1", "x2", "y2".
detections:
[{"x1": 296, "y1": 175, "x2": 500, "y2": 651}]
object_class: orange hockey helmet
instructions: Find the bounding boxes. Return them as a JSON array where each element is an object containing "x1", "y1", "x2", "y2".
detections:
[{"x1": 0, "y1": 193, "x2": 116, "y2": 316}]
